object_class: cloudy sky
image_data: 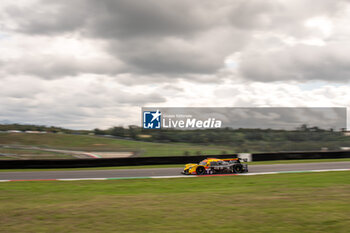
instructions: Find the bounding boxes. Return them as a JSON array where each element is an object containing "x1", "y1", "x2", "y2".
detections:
[{"x1": 0, "y1": 0, "x2": 349, "y2": 129}]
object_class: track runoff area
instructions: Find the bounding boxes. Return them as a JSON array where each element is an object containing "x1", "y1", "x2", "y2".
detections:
[{"x1": 0, "y1": 161, "x2": 349, "y2": 182}]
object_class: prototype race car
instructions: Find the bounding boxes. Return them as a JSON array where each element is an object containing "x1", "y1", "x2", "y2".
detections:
[{"x1": 182, "y1": 158, "x2": 248, "y2": 175}]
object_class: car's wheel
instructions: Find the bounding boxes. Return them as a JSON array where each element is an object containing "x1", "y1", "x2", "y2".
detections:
[
  {"x1": 233, "y1": 164, "x2": 244, "y2": 173},
  {"x1": 196, "y1": 166, "x2": 206, "y2": 175}
]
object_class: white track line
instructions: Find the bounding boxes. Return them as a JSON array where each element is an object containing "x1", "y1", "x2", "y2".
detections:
[
  {"x1": 240, "y1": 168, "x2": 350, "y2": 176},
  {"x1": 151, "y1": 175, "x2": 194, "y2": 179},
  {"x1": 57, "y1": 178, "x2": 108, "y2": 181},
  {"x1": 0, "y1": 168, "x2": 349, "y2": 182}
]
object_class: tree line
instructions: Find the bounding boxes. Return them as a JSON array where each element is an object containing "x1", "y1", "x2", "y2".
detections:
[
  {"x1": 93, "y1": 124, "x2": 346, "y2": 144},
  {"x1": 1, "y1": 123, "x2": 349, "y2": 152}
]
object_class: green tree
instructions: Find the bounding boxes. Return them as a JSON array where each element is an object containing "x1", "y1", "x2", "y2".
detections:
[{"x1": 111, "y1": 127, "x2": 125, "y2": 137}]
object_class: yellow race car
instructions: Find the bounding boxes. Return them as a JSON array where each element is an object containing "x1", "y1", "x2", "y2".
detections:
[{"x1": 182, "y1": 158, "x2": 248, "y2": 175}]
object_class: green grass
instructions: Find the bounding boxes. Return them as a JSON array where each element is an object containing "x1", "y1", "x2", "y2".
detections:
[
  {"x1": 0, "y1": 171, "x2": 349, "y2": 232},
  {"x1": 0, "y1": 133, "x2": 232, "y2": 157},
  {"x1": 0, "y1": 148, "x2": 76, "y2": 159}
]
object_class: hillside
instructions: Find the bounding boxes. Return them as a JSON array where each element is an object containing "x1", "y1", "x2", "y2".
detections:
[{"x1": 0, "y1": 133, "x2": 233, "y2": 158}]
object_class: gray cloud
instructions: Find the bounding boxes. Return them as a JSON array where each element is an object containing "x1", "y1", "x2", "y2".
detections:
[
  {"x1": 4, "y1": 1, "x2": 87, "y2": 34},
  {"x1": 115, "y1": 38, "x2": 227, "y2": 75},
  {"x1": 10, "y1": 0, "x2": 345, "y2": 38},
  {"x1": 0, "y1": 76, "x2": 166, "y2": 128},
  {"x1": 229, "y1": 0, "x2": 344, "y2": 32},
  {"x1": 86, "y1": 0, "x2": 216, "y2": 39},
  {"x1": 0, "y1": 0, "x2": 245, "y2": 76},
  {"x1": 5, "y1": 0, "x2": 214, "y2": 38},
  {"x1": 239, "y1": 43, "x2": 350, "y2": 82},
  {"x1": 116, "y1": 92, "x2": 166, "y2": 105},
  {"x1": 2, "y1": 0, "x2": 350, "y2": 129},
  {"x1": 1, "y1": 0, "x2": 350, "y2": 81},
  {"x1": 0, "y1": 55, "x2": 125, "y2": 79}
]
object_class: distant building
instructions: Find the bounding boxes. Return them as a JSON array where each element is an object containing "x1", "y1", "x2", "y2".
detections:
[
  {"x1": 138, "y1": 134, "x2": 152, "y2": 138},
  {"x1": 24, "y1": 131, "x2": 47, "y2": 134},
  {"x1": 25, "y1": 131, "x2": 40, "y2": 133},
  {"x1": 7, "y1": 130, "x2": 21, "y2": 133},
  {"x1": 343, "y1": 131, "x2": 350, "y2": 136}
]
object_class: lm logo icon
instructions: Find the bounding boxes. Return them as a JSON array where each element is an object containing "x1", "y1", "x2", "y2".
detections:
[{"x1": 143, "y1": 110, "x2": 161, "y2": 129}]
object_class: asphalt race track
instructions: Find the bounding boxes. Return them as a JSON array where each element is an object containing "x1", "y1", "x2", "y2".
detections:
[{"x1": 0, "y1": 161, "x2": 349, "y2": 181}]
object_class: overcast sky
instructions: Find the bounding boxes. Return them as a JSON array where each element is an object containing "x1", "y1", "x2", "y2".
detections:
[{"x1": 0, "y1": 0, "x2": 349, "y2": 129}]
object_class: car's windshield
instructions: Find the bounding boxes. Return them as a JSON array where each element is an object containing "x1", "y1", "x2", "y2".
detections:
[{"x1": 199, "y1": 161, "x2": 207, "y2": 165}]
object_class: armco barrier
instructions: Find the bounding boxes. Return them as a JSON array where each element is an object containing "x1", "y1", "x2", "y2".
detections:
[
  {"x1": 251, "y1": 150, "x2": 350, "y2": 161},
  {"x1": 0, "y1": 151, "x2": 350, "y2": 169},
  {"x1": 0, "y1": 154, "x2": 238, "y2": 169}
]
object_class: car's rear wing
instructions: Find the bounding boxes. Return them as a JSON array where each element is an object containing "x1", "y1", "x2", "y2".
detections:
[
  {"x1": 221, "y1": 158, "x2": 239, "y2": 162},
  {"x1": 221, "y1": 158, "x2": 248, "y2": 162}
]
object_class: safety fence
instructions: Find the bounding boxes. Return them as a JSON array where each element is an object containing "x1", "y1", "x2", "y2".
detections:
[{"x1": 0, "y1": 150, "x2": 349, "y2": 169}]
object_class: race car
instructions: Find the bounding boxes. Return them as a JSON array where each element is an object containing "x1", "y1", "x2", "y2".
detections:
[{"x1": 182, "y1": 158, "x2": 248, "y2": 175}]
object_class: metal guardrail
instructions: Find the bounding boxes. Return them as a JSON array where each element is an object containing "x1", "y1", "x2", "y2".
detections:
[
  {"x1": 0, "y1": 154, "x2": 238, "y2": 169},
  {"x1": 0, "y1": 151, "x2": 349, "y2": 169},
  {"x1": 251, "y1": 150, "x2": 350, "y2": 161}
]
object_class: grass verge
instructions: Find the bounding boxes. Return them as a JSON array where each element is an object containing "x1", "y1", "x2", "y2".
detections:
[
  {"x1": 0, "y1": 148, "x2": 76, "y2": 159},
  {"x1": 0, "y1": 171, "x2": 349, "y2": 233},
  {"x1": 0, "y1": 133, "x2": 232, "y2": 157}
]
